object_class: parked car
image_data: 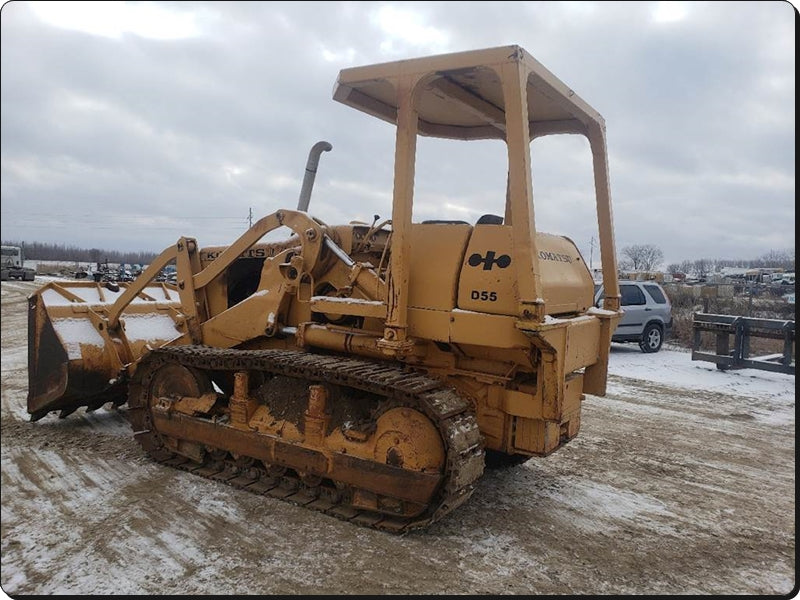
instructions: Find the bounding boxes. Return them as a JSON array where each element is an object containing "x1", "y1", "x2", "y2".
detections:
[{"x1": 594, "y1": 280, "x2": 673, "y2": 353}]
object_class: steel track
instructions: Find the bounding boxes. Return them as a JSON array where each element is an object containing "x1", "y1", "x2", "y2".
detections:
[{"x1": 127, "y1": 345, "x2": 485, "y2": 533}]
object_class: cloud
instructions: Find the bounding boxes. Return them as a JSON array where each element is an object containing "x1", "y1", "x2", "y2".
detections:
[
  {"x1": 28, "y1": 1, "x2": 207, "y2": 40},
  {"x1": 0, "y1": 1, "x2": 794, "y2": 265}
]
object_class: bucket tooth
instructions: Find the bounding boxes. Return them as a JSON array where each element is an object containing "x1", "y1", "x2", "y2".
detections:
[
  {"x1": 30, "y1": 409, "x2": 50, "y2": 423},
  {"x1": 58, "y1": 406, "x2": 79, "y2": 419}
]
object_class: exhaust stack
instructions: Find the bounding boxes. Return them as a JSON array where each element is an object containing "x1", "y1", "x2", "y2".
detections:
[{"x1": 297, "y1": 141, "x2": 332, "y2": 212}]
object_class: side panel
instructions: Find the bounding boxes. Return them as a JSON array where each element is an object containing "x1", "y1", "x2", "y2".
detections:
[
  {"x1": 458, "y1": 225, "x2": 517, "y2": 315},
  {"x1": 564, "y1": 316, "x2": 601, "y2": 373},
  {"x1": 536, "y1": 233, "x2": 594, "y2": 314},
  {"x1": 457, "y1": 226, "x2": 594, "y2": 316},
  {"x1": 27, "y1": 294, "x2": 69, "y2": 413},
  {"x1": 408, "y1": 223, "x2": 472, "y2": 310}
]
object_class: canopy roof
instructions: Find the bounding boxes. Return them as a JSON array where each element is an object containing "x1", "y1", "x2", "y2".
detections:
[{"x1": 333, "y1": 45, "x2": 605, "y2": 140}]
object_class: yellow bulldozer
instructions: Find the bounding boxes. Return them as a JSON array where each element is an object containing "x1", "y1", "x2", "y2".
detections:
[{"x1": 27, "y1": 45, "x2": 622, "y2": 532}]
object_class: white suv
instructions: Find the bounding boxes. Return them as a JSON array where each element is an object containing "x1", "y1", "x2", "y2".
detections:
[{"x1": 594, "y1": 281, "x2": 673, "y2": 353}]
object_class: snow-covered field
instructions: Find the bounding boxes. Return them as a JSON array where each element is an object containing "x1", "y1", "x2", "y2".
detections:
[{"x1": 1, "y1": 280, "x2": 795, "y2": 595}]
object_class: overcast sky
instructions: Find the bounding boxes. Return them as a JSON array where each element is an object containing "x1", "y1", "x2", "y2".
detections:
[{"x1": 0, "y1": 1, "x2": 795, "y2": 268}]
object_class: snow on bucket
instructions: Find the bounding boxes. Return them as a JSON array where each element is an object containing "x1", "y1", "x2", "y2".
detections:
[{"x1": 27, "y1": 280, "x2": 184, "y2": 420}]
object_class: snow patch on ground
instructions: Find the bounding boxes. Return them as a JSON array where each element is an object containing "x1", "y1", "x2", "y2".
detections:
[{"x1": 607, "y1": 344, "x2": 794, "y2": 400}]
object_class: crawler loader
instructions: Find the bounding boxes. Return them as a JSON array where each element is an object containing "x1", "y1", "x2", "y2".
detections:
[{"x1": 27, "y1": 45, "x2": 622, "y2": 532}]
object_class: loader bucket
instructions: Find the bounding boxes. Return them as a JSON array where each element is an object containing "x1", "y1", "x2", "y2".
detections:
[{"x1": 27, "y1": 280, "x2": 184, "y2": 421}]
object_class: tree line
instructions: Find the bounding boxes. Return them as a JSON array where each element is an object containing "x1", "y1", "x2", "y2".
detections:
[
  {"x1": 620, "y1": 244, "x2": 795, "y2": 276},
  {"x1": 4, "y1": 239, "x2": 795, "y2": 276},
  {"x1": 2, "y1": 240, "x2": 158, "y2": 266}
]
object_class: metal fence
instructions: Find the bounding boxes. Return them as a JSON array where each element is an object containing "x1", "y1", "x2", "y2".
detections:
[{"x1": 691, "y1": 313, "x2": 795, "y2": 375}]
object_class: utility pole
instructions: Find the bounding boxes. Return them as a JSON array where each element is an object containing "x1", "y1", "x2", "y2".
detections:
[
  {"x1": 589, "y1": 236, "x2": 597, "y2": 270},
  {"x1": 248, "y1": 207, "x2": 253, "y2": 228}
]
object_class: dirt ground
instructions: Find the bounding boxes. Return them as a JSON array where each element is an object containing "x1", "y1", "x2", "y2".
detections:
[{"x1": 1, "y1": 279, "x2": 795, "y2": 595}]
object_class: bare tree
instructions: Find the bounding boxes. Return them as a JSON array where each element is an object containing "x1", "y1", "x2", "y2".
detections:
[
  {"x1": 620, "y1": 244, "x2": 664, "y2": 271},
  {"x1": 693, "y1": 258, "x2": 711, "y2": 279},
  {"x1": 754, "y1": 249, "x2": 795, "y2": 270}
]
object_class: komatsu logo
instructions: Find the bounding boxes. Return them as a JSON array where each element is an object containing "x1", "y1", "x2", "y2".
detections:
[
  {"x1": 468, "y1": 251, "x2": 511, "y2": 271},
  {"x1": 538, "y1": 250, "x2": 572, "y2": 263}
]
